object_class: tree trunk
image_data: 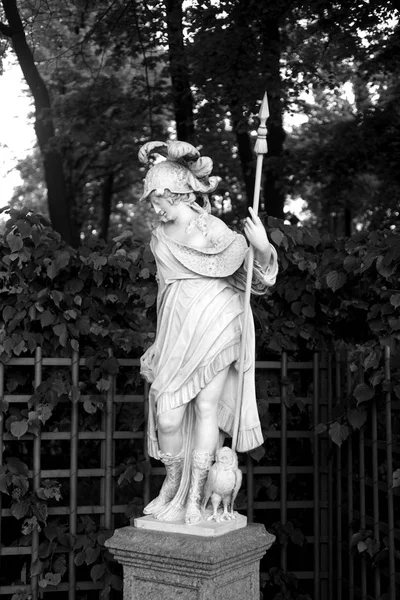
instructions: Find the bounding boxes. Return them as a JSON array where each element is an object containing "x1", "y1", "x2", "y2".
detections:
[
  {"x1": 165, "y1": 0, "x2": 196, "y2": 144},
  {"x1": 99, "y1": 173, "x2": 114, "y2": 241},
  {"x1": 230, "y1": 109, "x2": 256, "y2": 215},
  {"x1": 1, "y1": 0, "x2": 79, "y2": 247},
  {"x1": 261, "y1": 16, "x2": 285, "y2": 220}
]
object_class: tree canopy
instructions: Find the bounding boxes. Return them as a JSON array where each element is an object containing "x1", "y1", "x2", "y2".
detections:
[{"x1": 0, "y1": 0, "x2": 399, "y2": 244}]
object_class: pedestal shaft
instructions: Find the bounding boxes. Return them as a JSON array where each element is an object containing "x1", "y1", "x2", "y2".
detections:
[{"x1": 105, "y1": 524, "x2": 275, "y2": 600}]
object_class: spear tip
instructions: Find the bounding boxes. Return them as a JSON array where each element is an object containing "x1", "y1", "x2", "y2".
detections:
[{"x1": 258, "y1": 92, "x2": 270, "y2": 121}]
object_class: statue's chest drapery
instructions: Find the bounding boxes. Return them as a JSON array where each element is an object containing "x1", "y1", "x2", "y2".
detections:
[{"x1": 151, "y1": 225, "x2": 247, "y2": 282}]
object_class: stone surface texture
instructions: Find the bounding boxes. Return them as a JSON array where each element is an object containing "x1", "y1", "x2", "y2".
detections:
[{"x1": 105, "y1": 523, "x2": 275, "y2": 600}]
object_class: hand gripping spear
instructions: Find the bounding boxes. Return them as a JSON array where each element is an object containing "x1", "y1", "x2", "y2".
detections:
[{"x1": 231, "y1": 92, "x2": 269, "y2": 453}]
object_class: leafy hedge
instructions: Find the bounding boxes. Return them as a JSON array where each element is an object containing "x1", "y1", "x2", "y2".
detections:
[
  {"x1": 256, "y1": 216, "x2": 400, "y2": 448},
  {"x1": 0, "y1": 208, "x2": 399, "y2": 596},
  {"x1": 1, "y1": 207, "x2": 400, "y2": 447}
]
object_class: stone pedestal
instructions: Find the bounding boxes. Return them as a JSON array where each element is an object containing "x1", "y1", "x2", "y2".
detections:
[{"x1": 105, "y1": 524, "x2": 275, "y2": 600}]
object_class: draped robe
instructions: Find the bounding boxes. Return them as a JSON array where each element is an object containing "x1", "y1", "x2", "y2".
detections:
[{"x1": 140, "y1": 217, "x2": 278, "y2": 519}]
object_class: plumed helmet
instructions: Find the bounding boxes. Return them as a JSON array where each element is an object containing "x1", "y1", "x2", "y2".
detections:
[{"x1": 138, "y1": 140, "x2": 221, "y2": 203}]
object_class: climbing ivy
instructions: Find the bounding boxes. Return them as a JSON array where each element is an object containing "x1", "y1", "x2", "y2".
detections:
[{"x1": 1, "y1": 208, "x2": 399, "y2": 594}]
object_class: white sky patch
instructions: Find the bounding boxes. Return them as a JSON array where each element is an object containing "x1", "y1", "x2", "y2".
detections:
[{"x1": 0, "y1": 56, "x2": 35, "y2": 207}]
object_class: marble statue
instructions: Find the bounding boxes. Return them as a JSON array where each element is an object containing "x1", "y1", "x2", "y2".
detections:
[
  {"x1": 138, "y1": 140, "x2": 278, "y2": 525},
  {"x1": 202, "y1": 446, "x2": 242, "y2": 522}
]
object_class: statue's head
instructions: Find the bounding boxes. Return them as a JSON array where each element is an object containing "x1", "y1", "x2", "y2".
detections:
[
  {"x1": 216, "y1": 446, "x2": 238, "y2": 469},
  {"x1": 138, "y1": 140, "x2": 220, "y2": 213}
]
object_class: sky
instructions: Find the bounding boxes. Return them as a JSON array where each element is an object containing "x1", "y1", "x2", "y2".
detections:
[{"x1": 0, "y1": 57, "x2": 35, "y2": 208}]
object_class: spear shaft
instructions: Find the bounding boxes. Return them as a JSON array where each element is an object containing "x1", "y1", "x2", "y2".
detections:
[{"x1": 231, "y1": 92, "x2": 269, "y2": 452}]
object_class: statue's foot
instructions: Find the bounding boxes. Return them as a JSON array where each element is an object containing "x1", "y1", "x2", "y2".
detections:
[
  {"x1": 221, "y1": 512, "x2": 235, "y2": 521},
  {"x1": 207, "y1": 513, "x2": 222, "y2": 523},
  {"x1": 184, "y1": 503, "x2": 202, "y2": 525},
  {"x1": 143, "y1": 494, "x2": 168, "y2": 515}
]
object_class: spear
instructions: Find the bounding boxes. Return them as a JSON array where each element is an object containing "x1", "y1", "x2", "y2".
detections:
[{"x1": 231, "y1": 92, "x2": 269, "y2": 452}]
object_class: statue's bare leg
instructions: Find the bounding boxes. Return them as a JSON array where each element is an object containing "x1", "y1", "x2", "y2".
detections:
[
  {"x1": 185, "y1": 367, "x2": 230, "y2": 524},
  {"x1": 157, "y1": 404, "x2": 187, "y2": 455}
]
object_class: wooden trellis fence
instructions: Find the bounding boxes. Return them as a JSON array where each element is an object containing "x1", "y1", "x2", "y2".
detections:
[{"x1": 0, "y1": 349, "x2": 398, "y2": 600}]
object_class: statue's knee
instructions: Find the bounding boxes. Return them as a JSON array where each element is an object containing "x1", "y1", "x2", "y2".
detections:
[
  {"x1": 157, "y1": 412, "x2": 181, "y2": 435},
  {"x1": 195, "y1": 395, "x2": 216, "y2": 419}
]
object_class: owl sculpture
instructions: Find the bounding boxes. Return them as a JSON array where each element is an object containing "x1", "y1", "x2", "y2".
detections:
[{"x1": 202, "y1": 447, "x2": 242, "y2": 522}]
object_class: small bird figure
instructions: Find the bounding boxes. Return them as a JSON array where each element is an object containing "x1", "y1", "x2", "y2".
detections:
[{"x1": 202, "y1": 447, "x2": 242, "y2": 522}]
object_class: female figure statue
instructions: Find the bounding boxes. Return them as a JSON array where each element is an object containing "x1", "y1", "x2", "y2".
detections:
[{"x1": 139, "y1": 140, "x2": 278, "y2": 525}]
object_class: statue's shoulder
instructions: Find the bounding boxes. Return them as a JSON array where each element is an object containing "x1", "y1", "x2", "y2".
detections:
[
  {"x1": 207, "y1": 215, "x2": 233, "y2": 240},
  {"x1": 207, "y1": 214, "x2": 229, "y2": 231},
  {"x1": 207, "y1": 215, "x2": 245, "y2": 250}
]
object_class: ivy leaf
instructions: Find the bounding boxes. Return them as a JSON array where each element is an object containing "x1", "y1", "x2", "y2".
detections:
[
  {"x1": 32, "y1": 501, "x2": 48, "y2": 523},
  {"x1": 41, "y1": 572, "x2": 62, "y2": 587},
  {"x1": 347, "y1": 408, "x2": 367, "y2": 429},
  {"x1": 353, "y1": 383, "x2": 374, "y2": 405},
  {"x1": 270, "y1": 229, "x2": 284, "y2": 247},
  {"x1": 93, "y1": 256, "x2": 108, "y2": 270},
  {"x1": 266, "y1": 484, "x2": 278, "y2": 501},
  {"x1": 290, "y1": 529, "x2": 305, "y2": 546},
  {"x1": 44, "y1": 524, "x2": 58, "y2": 542},
  {"x1": 102, "y1": 357, "x2": 119, "y2": 374},
  {"x1": 357, "y1": 540, "x2": 368, "y2": 553},
  {"x1": 53, "y1": 555, "x2": 67, "y2": 575},
  {"x1": 30, "y1": 558, "x2": 44, "y2": 577},
  {"x1": 96, "y1": 378, "x2": 110, "y2": 392},
  {"x1": 83, "y1": 399, "x2": 98, "y2": 414},
  {"x1": 390, "y1": 293, "x2": 400, "y2": 309},
  {"x1": 393, "y1": 469, "x2": 400, "y2": 488},
  {"x1": 97, "y1": 531, "x2": 113, "y2": 546},
  {"x1": 40, "y1": 311, "x2": 56, "y2": 327},
  {"x1": 0, "y1": 473, "x2": 10, "y2": 494},
  {"x1": 302, "y1": 305, "x2": 315, "y2": 318},
  {"x1": 314, "y1": 423, "x2": 327, "y2": 435},
  {"x1": 0, "y1": 397, "x2": 10, "y2": 413},
  {"x1": 51, "y1": 290, "x2": 64, "y2": 306},
  {"x1": 53, "y1": 323, "x2": 67, "y2": 337},
  {"x1": 16, "y1": 219, "x2": 32, "y2": 238},
  {"x1": 110, "y1": 575, "x2": 123, "y2": 591},
  {"x1": 6, "y1": 457, "x2": 29, "y2": 475},
  {"x1": 71, "y1": 339, "x2": 79, "y2": 351},
  {"x1": 10, "y1": 419, "x2": 29, "y2": 439},
  {"x1": 3, "y1": 306, "x2": 16, "y2": 322},
  {"x1": 326, "y1": 271, "x2": 347, "y2": 292},
  {"x1": 343, "y1": 255, "x2": 358, "y2": 272},
  {"x1": 74, "y1": 551, "x2": 86, "y2": 566},
  {"x1": 329, "y1": 422, "x2": 350, "y2": 447},
  {"x1": 376, "y1": 256, "x2": 395, "y2": 279},
  {"x1": 85, "y1": 547, "x2": 101, "y2": 565},
  {"x1": 11, "y1": 498, "x2": 31, "y2": 519},
  {"x1": 90, "y1": 563, "x2": 106, "y2": 581},
  {"x1": 249, "y1": 445, "x2": 266, "y2": 462},
  {"x1": 6, "y1": 232, "x2": 24, "y2": 253},
  {"x1": 39, "y1": 539, "x2": 56, "y2": 559}
]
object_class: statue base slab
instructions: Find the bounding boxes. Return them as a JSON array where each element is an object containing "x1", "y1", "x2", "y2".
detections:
[
  {"x1": 105, "y1": 524, "x2": 275, "y2": 600},
  {"x1": 134, "y1": 510, "x2": 247, "y2": 537}
]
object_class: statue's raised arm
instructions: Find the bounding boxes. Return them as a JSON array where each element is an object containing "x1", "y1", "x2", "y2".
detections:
[{"x1": 138, "y1": 140, "x2": 278, "y2": 526}]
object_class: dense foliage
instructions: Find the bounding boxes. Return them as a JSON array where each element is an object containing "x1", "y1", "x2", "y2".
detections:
[
  {"x1": 0, "y1": 209, "x2": 399, "y2": 596},
  {"x1": 1, "y1": 206, "x2": 399, "y2": 442}
]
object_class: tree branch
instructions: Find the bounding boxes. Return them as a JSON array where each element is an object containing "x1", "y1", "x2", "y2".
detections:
[{"x1": 0, "y1": 20, "x2": 12, "y2": 36}]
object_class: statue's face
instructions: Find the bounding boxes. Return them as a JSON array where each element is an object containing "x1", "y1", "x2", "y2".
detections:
[
  {"x1": 217, "y1": 447, "x2": 236, "y2": 467},
  {"x1": 149, "y1": 192, "x2": 179, "y2": 223}
]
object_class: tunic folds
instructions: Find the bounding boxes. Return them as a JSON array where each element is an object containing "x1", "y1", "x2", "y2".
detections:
[{"x1": 140, "y1": 219, "x2": 278, "y2": 459}]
